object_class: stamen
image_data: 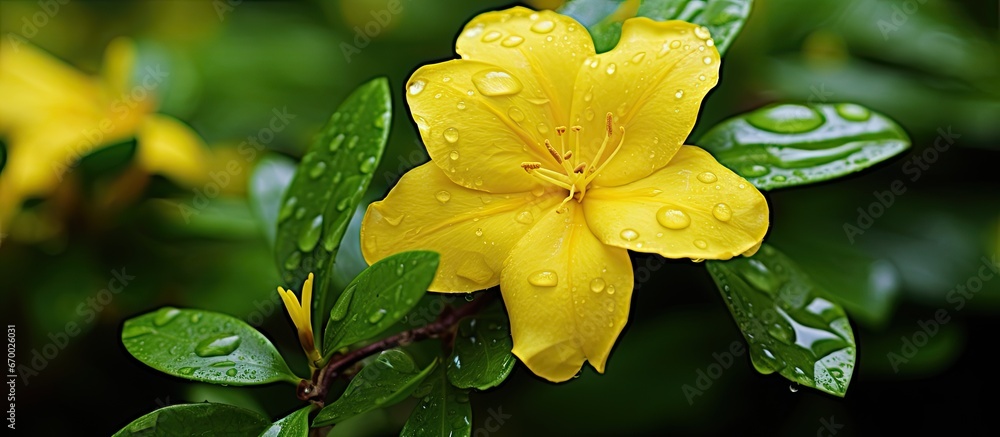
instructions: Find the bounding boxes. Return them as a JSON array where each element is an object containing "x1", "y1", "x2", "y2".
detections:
[
  {"x1": 521, "y1": 162, "x2": 542, "y2": 172},
  {"x1": 563, "y1": 151, "x2": 573, "y2": 161},
  {"x1": 571, "y1": 126, "x2": 582, "y2": 162},
  {"x1": 605, "y1": 112, "x2": 614, "y2": 137},
  {"x1": 544, "y1": 140, "x2": 563, "y2": 163},
  {"x1": 584, "y1": 126, "x2": 626, "y2": 187},
  {"x1": 573, "y1": 162, "x2": 587, "y2": 174},
  {"x1": 555, "y1": 126, "x2": 567, "y2": 136}
]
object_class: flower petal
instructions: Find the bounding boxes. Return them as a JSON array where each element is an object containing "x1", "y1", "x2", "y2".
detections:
[
  {"x1": 136, "y1": 114, "x2": 209, "y2": 187},
  {"x1": 570, "y1": 19, "x2": 721, "y2": 187},
  {"x1": 584, "y1": 146, "x2": 768, "y2": 260},
  {"x1": 455, "y1": 7, "x2": 594, "y2": 127},
  {"x1": 407, "y1": 59, "x2": 563, "y2": 193},
  {"x1": 361, "y1": 163, "x2": 561, "y2": 292},
  {"x1": 500, "y1": 202, "x2": 632, "y2": 382}
]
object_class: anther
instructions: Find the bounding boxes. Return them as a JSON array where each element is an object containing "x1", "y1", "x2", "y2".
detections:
[
  {"x1": 573, "y1": 163, "x2": 587, "y2": 174},
  {"x1": 555, "y1": 126, "x2": 567, "y2": 136},
  {"x1": 605, "y1": 112, "x2": 614, "y2": 137},
  {"x1": 521, "y1": 162, "x2": 542, "y2": 172},
  {"x1": 544, "y1": 140, "x2": 563, "y2": 163},
  {"x1": 571, "y1": 126, "x2": 582, "y2": 132},
  {"x1": 563, "y1": 151, "x2": 573, "y2": 160}
]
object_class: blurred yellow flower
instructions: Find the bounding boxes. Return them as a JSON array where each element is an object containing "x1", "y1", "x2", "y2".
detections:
[
  {"x1": 362, "y1": 7, "x2": 769, "y2": 382},
  {"x1": 277, "y1": 272, "x2": 323, "y2": 367},
  {"x1": 0, "y1": 36, "x2": 210, "y2": 239}
]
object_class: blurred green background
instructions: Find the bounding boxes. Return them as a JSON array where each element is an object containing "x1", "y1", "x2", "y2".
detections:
[{"x1": 0, "y1": 0, "x2": 997, "y2": 435}]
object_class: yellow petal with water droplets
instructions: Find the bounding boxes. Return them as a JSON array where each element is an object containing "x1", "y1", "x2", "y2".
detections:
[
  {"x1": 583, "y1": 146, "x2": 768, "y2": 260},
  {"x1": 136, "y1": 114, "x2": 209, "y2": 187},
  {"x1": 500, "y1": 202, "x2": 633, "y2": 382},
  {"x1": 362, "y1": 163, "x2": 561, "y2": 292},
  {"x1": 455, "y1": 7, "x2": 594, "y2": 128},
  {"x1": 569, "y1": 19, "x2": 721, "y2": 187},
  {"x1": 407, "y1": 59, "x2": 565, "y2": 193}
]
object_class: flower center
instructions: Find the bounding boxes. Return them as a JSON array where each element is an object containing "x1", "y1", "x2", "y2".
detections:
[{"x1": 520, "y1": 112, "x2": 626, "y2": 210}]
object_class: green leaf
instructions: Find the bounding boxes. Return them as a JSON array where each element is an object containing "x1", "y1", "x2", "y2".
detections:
[
  {"x1": 248, "y1": 154, "x2": 296, "y2": 247},
  {"x1": 706, "y1": 244, "x2": 856, "y2": 397},
  {"x1": 447, "y1": 315, "x2": 515, "y2": 390},
  {"x1": 121, "y1": 307, "x2": 300, "y2": 385},
  {"x1": 699, "y1": 103, "x2": 910, "y2": 190},
  {"x1": 559, "y1": 0, "x2": 753, "y2": 54},
  {"x1": 272, "y1": 77, "x2": 392, "y2": 336},
  {"x1": 322, "y1": 251, "x2": 439, "y2": 357},
  {"x1": 260, "y1": 405, "x2": 313, "y2": 437},
  {"x1": 313, "y1": 350, "x2": 437, "y2": 426},
  {"x1": 113, "y1": 403, "x2": 270, "y2": 437},
  {"x1": 402, "y1": 366, "x2": 472, "y2": 437}
]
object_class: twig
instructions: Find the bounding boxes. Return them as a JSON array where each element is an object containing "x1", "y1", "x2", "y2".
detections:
[{"x1": 297, "y1": 293, "x2": 495, "y2": 404}]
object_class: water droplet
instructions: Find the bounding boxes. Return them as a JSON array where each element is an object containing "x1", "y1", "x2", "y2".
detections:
[
  {"x1": 670, "y1": 40, "x2": 681, "y2": 49},
  {"x1": 835, "y1": 103, "x2": 870, "y2": 121},
  {"x1": 631, "y1": 52, "x2": 646, "y2": 63},
  {"x1": 585, "y1": 108, "x2": 595, "y2": 121},
  {"x1": 530, "y1": 20, "x2": 555, "y2": 33},
  {"x1": 697, "y1": 172, "x2": 717, "y2": 183},
  {"x1": 694, "y1": 239, "x2": 708, "y2": 249},
  {"x1": 699, "y1": 74, "x2": 707, "y2": 81},
  {"x1": 435, "y1": 190, "x2": 452, "y2": 204},
  {"x1": 153, "y1": 307, "x2": 181, "y2": 327},
  {"x1": 359, "y1": 156, "x2": 377, "y2": 174},
  {"x1": 474, "y1": 177, "x2": 483, "y2": 187},
  {"x1": 297, "y1": 215, "x2": 323, "y2": 252},
  {"x1": 694, "y1": 26, "x2": 712, "y2": 40},
  {"x1": 122, "y1": 325, "x2": 155, "y2": 339},
  {"x1": 178, "y1": 367, "x2": 197, "y2": 375},
  {"x1": 472, "y1": 69, "x2": 523, "y2": 96},
  {"x1": 474, "y1": 228, "x2": 483, "y2": 237},
  {"x1": 656, "y1": 207, "x2": 691, "y2": 230},
  {"x1": 501, "y1": 35, "x2": 525, "y2": 47},
  {"x1": 284, "y1": 251, "x2": 302, "y2": 269},
  {"x1": 456, "y1": 101, "x2": 467, "y2": 110},
  {"x1": 536, "y1": 122, "x2": 549, "y2": 134},
  {"x1": 713, "y1": 203, "x2": 733, "y2": 222},
  {"x1": 789, "y1": 384, "x2": 799, "y2": 393},
  {"x1": 515, "y1": 211, "x2": 533, "y2": 224},
  {"x1": 607, "y1": 284, "x2": 616, "y2": 295},
  {"x1": 195, "y1": 334, "x2": 242, "y2": 357},
  {"x1": 328, "y1": 287, "x2": 356, "y2": 323},
  {"x1": 328, "y1": 133, "x2": 346, "y2": 152},
  {"x1": 309, "y1": 161, "x2": 327, "y2": 179},
  {"x1": 620, "y1": 229, "x2": 639, "y2": 241},
  {"x1": 674, "y1": 89, "x2": 684, "y2": 99},
  {"x1": 740, "y1": 164, "x2": 770, "y2": 177},
  {"x1": 747, "y1": 104, "x2": 824, "y2": 133},
  {"x1": 443, "y1": 127, "x2": 460, "y2": 143},
  {"x1": 605, "y1": 63, "x2": 617, "y2": 75},
  {"x1": 368, "y1": 309, "x2": 387, "y2": 324},
  {"x1": 408, "y1": 80, "x2": 426, "y2": 95},
  {"x1": 278, "y1": 197, "x2": 297, "y2": 222},
  {"x1": 482, "y1": 31, "x2": 502, "y2": 43},
  {"x1": 508, "y1": 106, "x2": 525, "y2": 122},
  {"x1": 590, "y1": 278, "x2": 606, "y2": 293},
  {"x1": 702, "y1": 56, "x2": 713, "y2": 65},
  {"x1": 528, "y1": 270, "x2": 559, "y2": 287}
]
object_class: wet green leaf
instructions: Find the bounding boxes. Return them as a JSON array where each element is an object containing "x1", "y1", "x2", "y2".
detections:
[
  {"x1": 272, "y1": 77, "x2": 392, "y2": 338},
  {"x1": 706, "y1": 244, "x2": 856, "y2": 397},
  {"x1": 113, "y1": 403, "x2": 270, "y2": 437},
  {"x1": 699, "y1": 103, "x2": 910, "y2": 190},
  {"x1": 447, "y1": 315, "x2": 515, "y2": 391},
  {"x1": 121, "y1": 307, "x2": 299, "y2": 385},
  {"x1": 313, "y1": 350, "x2": 437, "y2": 426},
  {"x1": 559, "y1": 0, "x2": 753, "y2": 55},
  {"x1": 402, "y1": 366, "x2": 472, "y2": 437},
  {"x1": 248, "y1": 154, "x2": 296, "y2": 247},
  {"x1": 322, "y1": 251, "x2": 439, "y2": 357},
  {"x1": 260, "y1": 405, "x2": 313, "y2": 437}
]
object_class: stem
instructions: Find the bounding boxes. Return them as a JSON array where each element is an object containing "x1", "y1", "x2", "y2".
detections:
[{"x1": 297, "y1": 293, "x2": 495, "y2": 404}]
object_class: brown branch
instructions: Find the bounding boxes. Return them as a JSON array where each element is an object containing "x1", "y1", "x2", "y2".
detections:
[{"x1": 297, "y1": 293, "x2": 495, "y2": 404}]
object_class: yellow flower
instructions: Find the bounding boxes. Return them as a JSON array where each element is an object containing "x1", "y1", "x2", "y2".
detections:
[
  {"x1": 277, "y1": 273, "x2": 323, "y2": 367},
  {"x1": 0, "y1": 36, "x2": 209, "y2": 236},
  {"x1": 361, "y1": 8, "x2": 769, "y2": 381}
]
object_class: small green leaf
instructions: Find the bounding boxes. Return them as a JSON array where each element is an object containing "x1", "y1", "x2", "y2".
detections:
[
  {"x1": 322, "y1": 251, "x2": 439, "y2": 357},
  {"x1": 706, "y1": 244, "x2": 856, "y2": 397},
  {"x1": 559, "y1": 0, "x2": 753, "y2": 54},
  {"x1": 272, "y1": 78, "x2": 392, "y2": 336},
  {"x1": 699, "y1": 103, "x2": 910, "y2": 190},
  {"x1": 260, "y1": 405, "x2": 313, "y2": 437},
  {"x1": 447, "y1": 315, "x2": 515, "y2": 390},
  {"x1": 121, "y1": 307, "x2": 300, "y2": 385},
  {"x1": 402, "y1": 366, "x2": 472, "y2": 437},
  {"x1": 113, "y1": 403, "x2": 270, "y2": 437},
  {"x1": 249, "y1": 154, "x2": 296, "y2": 247},
  {"x1": 313, "y1": 350, "x2": 437, "y2": 426}
]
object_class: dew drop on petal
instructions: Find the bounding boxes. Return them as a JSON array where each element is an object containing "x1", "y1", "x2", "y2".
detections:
[
  {"x1": 435, "y1": 191, "x2": 451, "y2": 204},
  {"x1": 443, "y1": 127, "x2": 459, "y2": 143},
  {"x1": 590, "y1": 278, "x2": 606, "y2": 293},
  {"x1": 656, "y1": 207, "x2": 691, "y2": 230},
  {"x1": 620, "y1": 229, "x2": 639, "y2": 241},
  {"x1": 528, "y1": 270, "x2": 559, "y2": 287},
  {"x1": 407, "y1": 80, "x2": 426, "y2": 95}
]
